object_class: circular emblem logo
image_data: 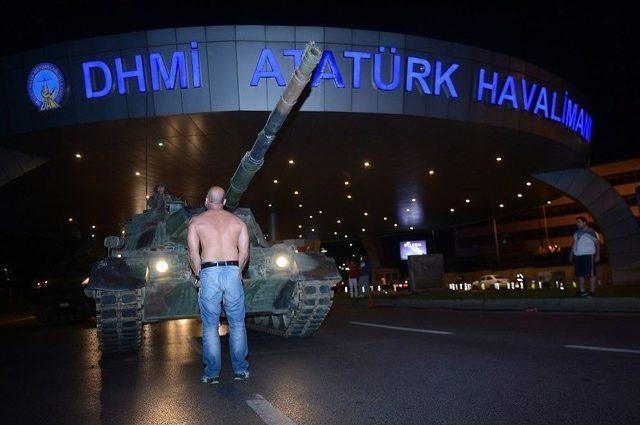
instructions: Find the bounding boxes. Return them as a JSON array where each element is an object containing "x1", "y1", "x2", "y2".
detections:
[{"x1": 27, "y1": 63, "x2": 65, "y2": 111}]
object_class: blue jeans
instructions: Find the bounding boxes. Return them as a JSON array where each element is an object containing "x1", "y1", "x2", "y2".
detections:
[{"x1": 199, "y1": 265, "x2": 249, "y2": 378}]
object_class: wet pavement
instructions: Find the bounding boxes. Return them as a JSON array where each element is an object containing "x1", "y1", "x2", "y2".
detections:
[{"x1": 1, "y1": 303, "x2": 639, "y2": 424}]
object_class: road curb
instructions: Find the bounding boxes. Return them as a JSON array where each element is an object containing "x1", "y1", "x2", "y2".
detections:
[{"x1": 335, "y1": 297, "x2": 640, "y2": 312}]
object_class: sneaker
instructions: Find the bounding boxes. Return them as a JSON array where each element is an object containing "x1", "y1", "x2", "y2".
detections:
[
  {"x1": 577, "y1": 290, "x2": 589, "y2": 298},
  {"x1": 233, "y1": 371, "x2": 250, "y2": 381},
  {"x1": 588, "y1": 291, "x2": 596, "y2": 297},
  {"x1": 201, "y1": 375, "x2": 220, "y2": 384}
]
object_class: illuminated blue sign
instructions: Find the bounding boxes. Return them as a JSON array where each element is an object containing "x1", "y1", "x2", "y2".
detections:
[
  {"x1": 250, "y1": 47, "x2": 459, "y2": 96},
  {"x1": 476, "y1": 68, "x2": 592, "y2": 142},
  {"x1": 27, "y1": 63, "x2": 65, "y2": 111},
  {"x1": 249, "y1": 47, "x2": 591, "y2": 142},
  {"x1": 74, "y1": 41, "x2": 592, "y2": 143},
  {"x1": 82, "y1": 41, "x2": 202, "y2": 98}
]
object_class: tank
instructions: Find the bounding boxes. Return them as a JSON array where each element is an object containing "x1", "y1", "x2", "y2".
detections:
[{"x1": 85, "y1": 42, "x2": 341, "y2": 353}]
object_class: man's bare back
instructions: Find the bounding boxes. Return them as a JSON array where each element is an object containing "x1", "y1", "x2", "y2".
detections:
[
  {"x1": 189, "y1": 186, "x2": 251, "y2": 381},
  {"x1": 187, "y1": 186, "x2": 249, "y2": 277}
]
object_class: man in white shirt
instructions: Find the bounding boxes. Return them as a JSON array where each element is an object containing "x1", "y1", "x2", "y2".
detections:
[{"x1": 569, "y1": 216, "x2": 600, "y2": 297}]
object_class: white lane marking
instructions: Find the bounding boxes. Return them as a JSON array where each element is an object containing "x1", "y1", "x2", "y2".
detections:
[
  {"x1": 247, "y1": 394, "x2": 296, "y2": 425},
  {"x1": 350, "y1": 321, "x2": 453, "y2": 335},
  {"x1": 189, "y1": 337, "x2": 202, "y2": 355},
  {"x1": 565, "y1": 345, "x2": 640, "y2": 354}
]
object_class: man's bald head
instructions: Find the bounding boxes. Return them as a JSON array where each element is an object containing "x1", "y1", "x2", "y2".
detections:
[{"x1": 205, "y1": 186, "x2": 225, "y2": 209}]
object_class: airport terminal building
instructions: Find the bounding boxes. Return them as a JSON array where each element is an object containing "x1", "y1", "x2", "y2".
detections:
[{"x1": 0, "y1": 25, "x2": 638, "y2": 284}]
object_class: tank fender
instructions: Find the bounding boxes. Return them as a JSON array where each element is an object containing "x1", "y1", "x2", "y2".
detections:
[{"x1": 86, "y1": 257, "x2": 146, "y2": 291}]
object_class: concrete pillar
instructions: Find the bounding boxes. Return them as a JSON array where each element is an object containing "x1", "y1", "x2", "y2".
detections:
[
  {"x1": 269, "y1": 211, "x2": 278, "y2": 242},
  {"x1": 533, "y1": 168, "x2": 640, "y2": 285},
  {"x1": 358, "y1": 232, "x2": 384, "y2": 271}
]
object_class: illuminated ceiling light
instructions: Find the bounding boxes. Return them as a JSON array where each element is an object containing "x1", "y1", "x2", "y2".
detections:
[
  {"x1": 288, "y1": 159, "x2": 295, "y2": 165},
  {"x1": 311, "y1": 228, "x2": 315, "y2": 232},
  {"x1": 309, "y1": 215, "x2": 313, "y2": 219},
  {"x1": 344, "y1": 181, "x2": 350, "y2": 186},
  {"x1": 410, "y1": 226, "x2": 414, "y2": 230},
  {"x1": 394, "y1": 223, "x2": 398, "y2": 227},
  {"x1": 526, "y1": 181, "x2": 532, "y2": 186},
  {"x1": 74, "y1": 153, "x2": 82, "y2": 159},
  {"x1": 547, "y1": 201, "x2": 552, "y2": 205},
  {"x1": 273, "y1": 179, "x2": 279, "y2": 184},
  {"x1": 517, "y1": 193, "x2": 523, "y2": 198},
  {"x1": 349, "y1": 243, "x2": 353, "y2": 247},
  {"x1": 121, "y1": 230, "x2": 125, "y2": 235},
  {"x1": 465, "y1": 199, "x2": 470, "y2": 204},
  {"x1": 135, "y1": 171, "x2": 141, "y2": 176},
  {"x1": 406, "y1": 208, "x2": 410, "y2": 212},
  {"x1": 157, "y1": 141, "x2": 164, "y2": 147},
  {"x1": 347, "y1": 194, "x2": 352, "y2": 199},
  {"x1": 363, "y1": 212, "x2": 368, "y2": 216},
  {"x1": 496, "y1": 156, "x2": 502, "y2": 162},
  {"x1": 298, "y1": 204, "x2": 303, "y2": 208},
  {"x1": 268, "y1": 203, "x2": 272, "y2": 207},
  {"x1": 361, "y1": 228, "x2": 366, "y2": 232},
  {"x1": 334, "y1": 231, "x2": 338, "y2": 235},
  {"x1": 293, "y1": 190, "x2": 299, "y2": 195},
  {"x1": 145, "y1": 195, "x2": 150, "y2": 199},
  {"x1": 91, "y1": 234, "x2": 95, "y2": 238},
  {"x1": 318, "y1": 210, "x2": 323, "y2": 214},
  {"x1": 411, "y1": 198, "x2": 416, "y2": 202},
  {"x1": 298, "y1": 234, "x2": 302, "y2": 238},
  {"x1": 336, "y1": 219, "x2": 341, "y2": 224},
  {"x1": 298, "y1": 225, "x2": 302, "y2": 229},
  {"x1": 363, "y1": 161, "x2": 371, "y2": 168},
  {"x1": 68, "y1": 218, "x2": 73, "y2": 222},
  {"x1": 383, "y1": 216, "x2": 388, "y2": 221},
  {"x1": 450, "y1": 208, "x2": 455, "y2": 212},
  {"x1": 499, "y1": 203, "x2": 504, "y2": 208},
  {"x1": 344, "y1": 235, "x2": 348, "y2": 239},
  {"x1": 428, "y1": 170, "x2": 435, "y2": 176},
  {"x1": 91, "y1": 225, "x2": 96, "y2": 229}
]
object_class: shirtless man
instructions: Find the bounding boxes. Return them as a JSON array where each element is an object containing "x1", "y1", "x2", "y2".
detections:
[{"x1": 187, "y1": 186, "x2": 250, "y2": 384}]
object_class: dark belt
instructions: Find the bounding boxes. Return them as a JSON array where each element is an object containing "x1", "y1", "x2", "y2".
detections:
[{"x1": 201, "y1": 260, "x2": 239, "y2": 269}]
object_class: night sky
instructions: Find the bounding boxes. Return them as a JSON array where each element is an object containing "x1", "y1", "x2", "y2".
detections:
[{"x1": 2, "y1": 1, "x2": 637, "y2": 164}]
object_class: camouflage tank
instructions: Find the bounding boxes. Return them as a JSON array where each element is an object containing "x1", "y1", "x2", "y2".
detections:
[{"x1": 85, "y1": 42, "x2": 341, "y2": 353}]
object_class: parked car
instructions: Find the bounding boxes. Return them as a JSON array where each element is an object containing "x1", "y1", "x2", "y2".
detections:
[{"x1": 471, "y1": 274, "x2": 510, "y2": 290}]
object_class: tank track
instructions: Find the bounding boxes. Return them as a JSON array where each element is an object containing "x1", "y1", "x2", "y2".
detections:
[
  {"x1": 246, "y1": 279, "x2": 334, "y2": 337},
  {"x1": 95, "y1": 289, "x2": 144, "y2": 353}
]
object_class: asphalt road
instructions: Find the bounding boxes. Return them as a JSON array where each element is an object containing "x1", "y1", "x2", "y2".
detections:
[{"x1": 1, "y1": 303, "x2": 639, "y2": 425}]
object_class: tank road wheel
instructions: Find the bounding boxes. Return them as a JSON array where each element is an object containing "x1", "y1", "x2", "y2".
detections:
[
  {"x1": 95, "y1": 289, "x2": 144, "y2": 353},
  {"x1": 247, "y1": 279, "x2": 334, "y2": 337}
]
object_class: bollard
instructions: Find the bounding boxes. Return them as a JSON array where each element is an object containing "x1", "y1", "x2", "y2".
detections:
[{"x1": 367, "y1": 289, "x2": 374, "y2": 308}]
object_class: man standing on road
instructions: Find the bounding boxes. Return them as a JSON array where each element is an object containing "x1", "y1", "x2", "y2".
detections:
[
  {"x1": 358, "y1": 256, "x2": 370, "y2": 297},
  {"x1": 347, "y1": 259, "x2": 360, "y2": 298},
  {"x1": 188, "y1": 186, "x2": 250, "y2": 384},
  {"x1": 569, "y1": 216, "x2": 600, "y2": 297}
]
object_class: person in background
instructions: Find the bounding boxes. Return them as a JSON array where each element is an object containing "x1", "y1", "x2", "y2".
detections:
[
  {"x1": 358, "y1": 256, "x2": 370, "y2": 297},
  {"x1": 147, "y1": 182, "x2": 174, "y2": 219},
  {"x1": 347, "y1": 259, "x2": 360, "y2": 298},
  {"x1": 569, "y1": 216, "x2": 600, "y2": 297}
]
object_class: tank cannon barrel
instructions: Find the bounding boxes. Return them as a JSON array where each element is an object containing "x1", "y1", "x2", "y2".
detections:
[{"x1": 225, "y1": 41, "x2": 322, "y2": 211}]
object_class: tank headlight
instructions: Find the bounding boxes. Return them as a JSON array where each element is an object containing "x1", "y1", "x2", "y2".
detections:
[
  {"x1": 275, "y1": 256, "x2": 289, "y2": 268},
  {"x1": 155, "y1": 260, "x2": 169, "y2": 273}
]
